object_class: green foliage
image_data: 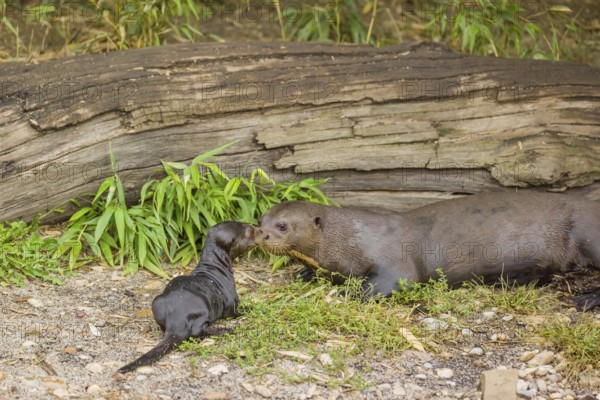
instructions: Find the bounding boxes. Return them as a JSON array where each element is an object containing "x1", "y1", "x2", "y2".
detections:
[
  {"x1": 283, "y1": 0, "x2": 376, "y2": 44},
  {"x1": 486, "y1": 277, "x2": 550, "y2": 314},
  {"x1": 0, "y1": 2, "x2": 26, "y2": 59},
  {"x1": 391, "y1": 270, "x2": 556, "y2": 316},
  {"x1": 83, "y1": 0, "x2": 206, "y2": 50},
  {"x1": 56, "y1": 142, "x2": 331, "y2": 277},
  {"x1": 0, "y1": 217, "x2": 68, "y2": 287},
  {"x1": 539, "y1": 314, "x2": 600, "y2": 375},
  {"x1": 391, "y1": 270, "x2": 480, "y2": 316},
  {"x1": 423, "y1": 0, "x2": 580, "y2": 60},
  {"x1": 182, "y1": 277, "x2": 410, "y2": 380},
  {"x1": 0, "y1": 0, "x2": 588, "y2": 64}
]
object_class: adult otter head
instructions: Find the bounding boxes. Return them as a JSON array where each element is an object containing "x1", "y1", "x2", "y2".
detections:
[
  {"x1": 256, "y1": 201, "x2": 325, "y2": 257},
  {"x1": 205, "y1": 221, "x2": 257, "y2": 259}
]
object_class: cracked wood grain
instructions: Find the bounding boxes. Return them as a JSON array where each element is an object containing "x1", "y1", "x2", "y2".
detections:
[{"x1": 0, "y1": 42, "x2": 599, "y2": 223}]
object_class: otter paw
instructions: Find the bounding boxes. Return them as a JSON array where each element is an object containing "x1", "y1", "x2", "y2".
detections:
[{"x1": 297, "y1": 268, "x2": 316, "y2": 282}]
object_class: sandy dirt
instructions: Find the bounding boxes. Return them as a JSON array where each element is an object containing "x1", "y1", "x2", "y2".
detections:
[{"x1": 1, "y1": 261, "x2": 599, "y2": 400}]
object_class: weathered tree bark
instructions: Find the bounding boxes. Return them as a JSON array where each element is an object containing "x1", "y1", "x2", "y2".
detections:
[{"x1": 1, "y1": 41, "x2": 599, "y2": 223}]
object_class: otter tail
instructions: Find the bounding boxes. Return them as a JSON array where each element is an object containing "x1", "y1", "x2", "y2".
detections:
[{"x1": 117, "y1": 334, "x2": 183, "y2": 373}]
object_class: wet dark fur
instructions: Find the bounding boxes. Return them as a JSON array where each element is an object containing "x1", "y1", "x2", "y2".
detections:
[
  {"x1": 118, "y1": 222, "x2": 255, "y2": 373},
  {"x1": 256, "y1": 193, "x2": 600, "y2": 309}
]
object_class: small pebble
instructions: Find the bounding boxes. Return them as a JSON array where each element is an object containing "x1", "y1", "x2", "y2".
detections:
[
  {"x1": 318, "y1": 353, "x2": 333, "y2": 367},
  {"x1": 422, "y1": 318, "x2": 449, "y2": 331},
  {"x1": 555, "y1": 360, "x2": 568, "y2": 372},
  {"x1": 392, "y1": 383, "x2": 406, "y2": 397},
  {"x1": 535, "y1": 368, "x2": 549, "y2": 377},
  {"x1": 415, "y1": 374, "x2": 427, "y2": 380},
  {"x1": 87, "y1": 384, "x2": 102, "y2": 394},
  {"x1": 461, "y1": 329, "x2": 473, "y2": 336},
  {"x1": 423, "y1": 363, "x2": 433, "y2": 369},
  {"x1": 208, "y1": 364, "x2": 229, "y2": 376},
  {"x1": 518, "y1": 389, "x2": 537, "y2": 399},
  {"x1": 536, "y1": 379, "x2": 547, "y2": 393},
  {"x1": 548, "y1": 384, "x2": 561, "y2": 393},
  {"x1": 468, "y1": 347, "x2": 484, "y2": 356},
  {"x1": 136, "y1": 366, "x2": 154, "y2": 375},
  {"x1": 21, "y1": 340, "x2": 37, "y2": 348},
  {"x1": 520, "y1": 351, "x2": 537, "y2": 362},
  {"x1": 204, "y1": 391, "x2": 229, "y2": 400},
  {"x1": 482, "y1": 311, "x2": 496, "y2": 319},
  {"x1": 254, "y1": 385, "x2": 272, "y2": 398},
  {"x1": 240, "y1": 382, "x2": 254, "y2": 393},
  {"x1": 85, "y1": 363, "x2": 104, "y2": 373},
  {"x1": 27, "y1": 298, "x2": 43, "y2": 308},
  {"x1": 436, "y1": 368, "x2": 454, "y2": 379},
  {"x1": 502, "y1": 315, "x2": 514, "y2": 321},
  {"x1": 53, "y1": 388, "x2": 70, "y2": 398},
  {"x1": 528, "y1": 350, "x2": 555, "y2": 366}
]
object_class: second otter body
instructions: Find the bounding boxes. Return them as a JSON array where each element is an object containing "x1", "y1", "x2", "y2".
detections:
[
  {"x1": 256, "y1": 192, "x2": 600, "y2": 305},
  {"x1": 118, "y1": 221, "x2": 256, "y2": 373}
]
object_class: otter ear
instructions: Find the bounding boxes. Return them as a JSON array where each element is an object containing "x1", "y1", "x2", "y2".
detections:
[{"x1": 313, "y1": 216, "x2": 322, "y2": 229}]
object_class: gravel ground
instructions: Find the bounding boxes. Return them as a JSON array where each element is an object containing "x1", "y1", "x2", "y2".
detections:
[{"x1": 1, "y1": 262, "x2": 599, "y2": 400}]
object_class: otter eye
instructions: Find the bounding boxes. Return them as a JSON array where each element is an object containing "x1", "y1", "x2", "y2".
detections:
[{"x1": 276, "y1": 223, "x2": 287, "y2": 232}]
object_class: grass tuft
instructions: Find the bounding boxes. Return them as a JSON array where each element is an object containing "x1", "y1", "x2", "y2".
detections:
[
  {"x1": 0, "y1": 217, "x2": 69, "y2": 287},
  {"x1": 182, "y1": 276, "x2": 413, "y2": 381},
  {"x1": 391, "y1": 270, "x2": 559, "y2": 316},
  {"x1": 539, "y1": 313, "x2": 600, "y2": 376},
  {"x1": 422, "y1": 0, "x2": 581, "y2": 60}
]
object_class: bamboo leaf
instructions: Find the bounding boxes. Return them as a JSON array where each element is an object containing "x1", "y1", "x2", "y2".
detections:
[
  {"x1": 69, "y1": 207, "x2": 92, "y2": 222},
  {"x1": 100, "y1": 241, "x2": 115, "y2": 267},
  {"x1": 137, "y1": 230, "x2": 147, "y2": 264},
  {"x1": 114, "y1": 207, "x2": 126, "y2": 250},
  {"x1": 191, "y1": 141, "x2": 238, "y2": 165},
  {"x1": 93, "y1": 177, "x2": 114, "y2": 204},
  {"x1": 94, "y1": 207, "x2": 115, "y2": 243}
]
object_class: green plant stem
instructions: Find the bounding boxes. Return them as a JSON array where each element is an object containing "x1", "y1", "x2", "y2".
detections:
[
  {"x1": 273, "y1": 0, "x2": 286, "y2": 41},
  {"x1": 366, "y1": 0, "x2": 377, "y2": 44}
]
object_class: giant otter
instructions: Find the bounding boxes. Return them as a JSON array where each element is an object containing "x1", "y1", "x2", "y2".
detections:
[
  {"x1": 256, "y1": 192, "x2": 600, "y2": 309},
  {"x1": 118, "y1": 221, "x2": 256, "y2": 373}
]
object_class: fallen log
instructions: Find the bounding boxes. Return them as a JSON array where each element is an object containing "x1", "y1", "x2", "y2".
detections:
[{"x1": 1, "y1": 41, "x2": 599, "y2": 223}]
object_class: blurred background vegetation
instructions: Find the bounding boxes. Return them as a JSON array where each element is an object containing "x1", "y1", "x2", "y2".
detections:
[{"x1": 0, "y1": 0, "x2": 598, "y2": 65}]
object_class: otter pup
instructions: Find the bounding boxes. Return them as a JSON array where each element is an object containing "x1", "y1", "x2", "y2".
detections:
[
  {"x1": 256, "y1": 193, "x2": 600, "y2": 306},
  {"x1": 118, "y1": 221, "x2": 256, "y2": 373}
]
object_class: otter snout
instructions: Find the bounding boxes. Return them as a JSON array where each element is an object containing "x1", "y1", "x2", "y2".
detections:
[{"x1": 258, "y1": 228, "x2": 270, "y2": 241}]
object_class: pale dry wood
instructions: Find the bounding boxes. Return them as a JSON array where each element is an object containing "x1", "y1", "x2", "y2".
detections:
[{"x1": 0, "y1": 42, "x2": 599, "y2": 223}]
